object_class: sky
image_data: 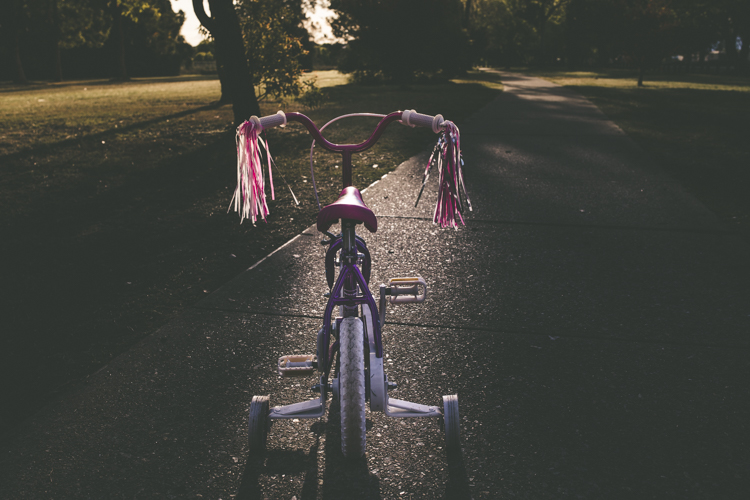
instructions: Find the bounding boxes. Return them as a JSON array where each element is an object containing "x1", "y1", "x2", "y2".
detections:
[{"x1": 170, "y1": 0, "x2": 338, "y2": 47}]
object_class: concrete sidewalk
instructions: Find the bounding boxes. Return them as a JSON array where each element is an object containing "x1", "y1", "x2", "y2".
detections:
[{"x1": 2, "y1": 72, "x2": 749, "y2": 499}]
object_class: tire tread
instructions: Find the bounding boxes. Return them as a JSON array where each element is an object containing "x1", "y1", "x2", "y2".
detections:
[{"x1": 340, "y1": 317, "x2": 366, "y2": 457}]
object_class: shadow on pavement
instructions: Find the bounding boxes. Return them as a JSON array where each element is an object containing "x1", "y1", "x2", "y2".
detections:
[
  {"x1": 236, "y1": 445, "x2": 319, "y2": 500},
  {"x1": 235, "y1": 410, "x2": 383, "y2": 499},
  {"x1": 443, "y1": 451, "x2": 472, "y2": 500},
  {"x1": 321, "y1": 403, "x2": 382, "y2": 499}
]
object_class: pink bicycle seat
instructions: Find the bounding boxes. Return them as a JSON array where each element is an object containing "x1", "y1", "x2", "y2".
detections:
[{"x1": 317, "y1": 186, "x2": 377, "y2": 233}]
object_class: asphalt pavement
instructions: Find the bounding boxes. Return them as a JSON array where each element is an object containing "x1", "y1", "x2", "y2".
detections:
[{"x1": 2, "y1": 71, "x2": 749, "y2": 499}]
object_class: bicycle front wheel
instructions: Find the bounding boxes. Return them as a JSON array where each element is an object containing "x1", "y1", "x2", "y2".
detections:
[{"x1": 339, "y1": 317, "x2": 366, "y2": 457}]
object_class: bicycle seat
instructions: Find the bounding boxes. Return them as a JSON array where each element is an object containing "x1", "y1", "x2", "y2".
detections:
[{"x1": 317, "y1": 186, "x2": 377, "y2": 233}]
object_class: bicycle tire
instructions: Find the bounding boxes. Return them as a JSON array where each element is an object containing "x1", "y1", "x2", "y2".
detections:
[
  {"x1": 339, "y1": 317, "x2": 366, "y2": 457},
  {"x1": 248, "y1": 395, "x2": 270, "y2": 455},
  {"x1": 442, "y1": 394, "x2": 461, "y2": 456}
]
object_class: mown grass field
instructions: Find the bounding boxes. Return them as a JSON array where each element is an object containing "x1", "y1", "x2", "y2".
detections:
[
  {"x1": 0, "y1": 71, "x2": 503, "y2": 437},
  {"x1": 526, "y1": 68, "x2": 750, "y2": 230}
]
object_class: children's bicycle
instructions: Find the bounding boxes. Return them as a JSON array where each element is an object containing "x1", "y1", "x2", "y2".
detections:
[{"x1": 234, "y1": 109, "x2": 470, "y2": 458}]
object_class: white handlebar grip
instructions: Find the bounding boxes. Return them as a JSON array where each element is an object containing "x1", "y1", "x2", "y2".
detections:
[
  {"x1": 401, "y1": 110, "x2": 445, "y2": 133},
  {"x1": 258, "y1": 110, "x2": 287, "y2": 131}
]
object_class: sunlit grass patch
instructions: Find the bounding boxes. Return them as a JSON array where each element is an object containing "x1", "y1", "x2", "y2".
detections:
[
  {"x1": 302, "y1": 69, "x2": 350, "y2": 88},
  {"x1": 451, "y1": 69, "x2": 504, "y2": 90}
]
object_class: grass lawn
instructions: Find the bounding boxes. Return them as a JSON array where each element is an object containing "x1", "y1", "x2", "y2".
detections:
[
  {"x1": 524, "y1": 68, "x2": 750, "y2": 230},
  {"x1": 0, "y1": 71, "x2": 503, "y2": 437}
]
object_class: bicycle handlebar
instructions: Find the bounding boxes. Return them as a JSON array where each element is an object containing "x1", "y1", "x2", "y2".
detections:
[
  {"x1": 247, "y1": 109, "x2": 449, "y2": 188},
  {"x1": 400, "y1": 109, "x2": 445, "y2": 133},
  {"x1": 249, "y1": 110, "x2": 288, "y2": 131},
  {"x1": 250, "y1": 109, "x2": 446, "y2": 135},
  {"x1": 234, "y1": 108, "x2": 468, "y2": 227}
]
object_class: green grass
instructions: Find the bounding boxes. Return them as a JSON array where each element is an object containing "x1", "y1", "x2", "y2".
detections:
[
  {"x1": 523, "y1": 68, "x2": 750, "y2": 229},
  {"x1": 0, "y1": 70, "x2": 503, "y2": 436}
]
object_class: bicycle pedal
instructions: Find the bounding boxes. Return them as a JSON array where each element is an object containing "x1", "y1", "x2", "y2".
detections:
[
  {"x1": 387, "y1": 277, "x2": 427, "y2": 304},
  {"x1": 278, "y1": 355, "x2": 317, "y2": 377}
]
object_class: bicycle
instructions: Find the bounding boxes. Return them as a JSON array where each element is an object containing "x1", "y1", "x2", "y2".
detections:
[{"x1": 234, "y1": 109, "x2": 469, "y2": 458}]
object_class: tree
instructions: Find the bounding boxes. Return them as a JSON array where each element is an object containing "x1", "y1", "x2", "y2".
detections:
[
  {"x1": 615, "y1": 0, "x2": 682, "y2": 86},
  {"x1": 715, "y1": 0, "x2": 750, "y2": 68},
  {"x1": 0, "y1": 0, "x2": 190, "y2": 82},
  {"x1": 467, "y1": 0, "x2": 569, "y2": 67},
  {"x1": 46, "y1": 0, "x2": 63, "y2": 81},
  {"x1": 517, "y1": 0, "x2": 570, "y2": 63},
  {"x1": 107, "y1": 1, "x2": 164, "y2": 80},
  {"x1": 465, "y1": 0, "x2": 745, "y2": 73},
  {"x1": 330, "y1": 0, "x2": 469, "y2": 83},
  {"x1": 4, "y1": 0, "x2": 29, "y2": 83},
  {"x1": 472, "y1": 0, "x2": 534, "y2": 67},
  {"x1": 238, "y1": 0, "x2": 311, "y2": 100},
  {"x1": 124, "y1": 0, "x2": 192, "y2": 77},
  {"x1": 563, "y1": 0, "x2": 629, "y2": 67},
  {"x1": 193, "y1": 0, "x2": 261, "y2": 124}
]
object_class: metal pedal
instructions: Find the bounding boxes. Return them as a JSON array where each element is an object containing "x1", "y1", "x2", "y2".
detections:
[
  {"x1": 387, "y1": 277, "x2": 428, "y2": 304},
  {"x1": 278, "y1": 354, "x2": 317, "y2": 377}
]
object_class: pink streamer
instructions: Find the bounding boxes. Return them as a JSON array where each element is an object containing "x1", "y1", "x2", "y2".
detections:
[
  {"x1": 229, "y1": 120, "x2": 276, "y2": 224},
  {"x1": 417, "y1": 121, "x2": 472, "y2": 229}
]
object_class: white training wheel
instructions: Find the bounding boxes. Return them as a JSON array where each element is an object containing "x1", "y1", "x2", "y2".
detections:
[
  {"x1": 442, "y1": 394, "x2": 461, "y2": 455},
  {"x1": 248, "y1": 395, "x2": 270, "y2": 454}
]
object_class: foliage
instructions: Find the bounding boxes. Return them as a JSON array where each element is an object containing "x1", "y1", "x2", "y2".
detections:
[
  {"x1": 467, "y1": 0, "x2": 750, "y2": 71},
  {"x1": 470, "y1": 0, "x2": 538, "y2": 66},
  {"x1": 56, "y1": 0, "x2": 111, "y2": 49},
  {"x1": 468, "y1": 0, "x2": 569, "y2": 66},
  {"x1": 237, "y1": 0, "x2": 313, "y2": 99},
  {"x1": 0, "y1": 0, "x2": 192, "y2": 80},
  {"x1": 125, "y1": 0, "x2": 188, "y2": 57},
  {"x1": 713, "y1": 0, "x2": 750, "y2": 63},
  {"x1": 312, "y1": 43, "x2": 345, "y2": 70},
  {"x1": 330, "y1": 0, "x2": 470, "y2": 83},
  {"x1": 296, "y1": 78, "x2": 327, "y2": 108}
]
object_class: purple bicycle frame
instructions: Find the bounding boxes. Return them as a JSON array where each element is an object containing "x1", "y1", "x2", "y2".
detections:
[
  {"x1": 283, "y1": 112, "x2": 405, "y2": 376},
  {"x1": 322, "y1": 260, "x2": 381, "y2": 371}
]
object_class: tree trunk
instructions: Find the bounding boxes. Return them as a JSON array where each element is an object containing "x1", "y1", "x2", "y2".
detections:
[
  {"x1": 538, "y1": 23, "x2": 546, "y2": 65},
  {"x1": 213, "y1": 45, "x2": 230, "y2": 104},
  {"x1": 194, "y1": 0, "x2": 260, "y2": 124},
  {"x1": 13, "y1": 42, "x2": 27, "y2": 84},
  {"x1": 464, "y1": 0, "x2": 473, "y2": 30},
  {"x1": 50, "y1": 0, "x2": 63, "y2": 81},
  {"x1": 52, "y1": 40, "x2": 63, "y2": 81},
  {"x1": 638, "y1": 65, "x2": 644, "y2": 87},
  {"x1": 9, "y1": 0, "x2": 28, "y2": 84},
  {"x1": 111, "y1": 1, "x2": 129, "y2": 81}
]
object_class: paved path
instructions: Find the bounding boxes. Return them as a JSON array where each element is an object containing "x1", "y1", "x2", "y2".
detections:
[{"x1": 2, "y1": 72, "x2": 749, "y2": 499}]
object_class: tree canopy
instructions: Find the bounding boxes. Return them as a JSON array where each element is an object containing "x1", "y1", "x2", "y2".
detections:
[
  {"x1": 3, "y1": 0, "x2": 747, "y2": 89},
  {"x1": 238, "y1": 0, "x2": 313, "y2": 99},
  {"x1": 324, "y1": 0, "x2": 748, "y2": 83},
  {"x1": 0, "y1": 0, "x2": 192, "y2": 82},
  {"x1": 465, "y1": 0, "x2": 749, "y2": 72},
  {"x1": 330, "y1": 0, "x2": 470, "y2": 83}
]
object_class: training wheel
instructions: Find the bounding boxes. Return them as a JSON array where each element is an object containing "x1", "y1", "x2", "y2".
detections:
[
  {"x1": 248, "y1": 395, "x2": 270, "y2": 455},
  {"x1": 442, "y1": 394, "x2": 461, "y2": 455}
]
